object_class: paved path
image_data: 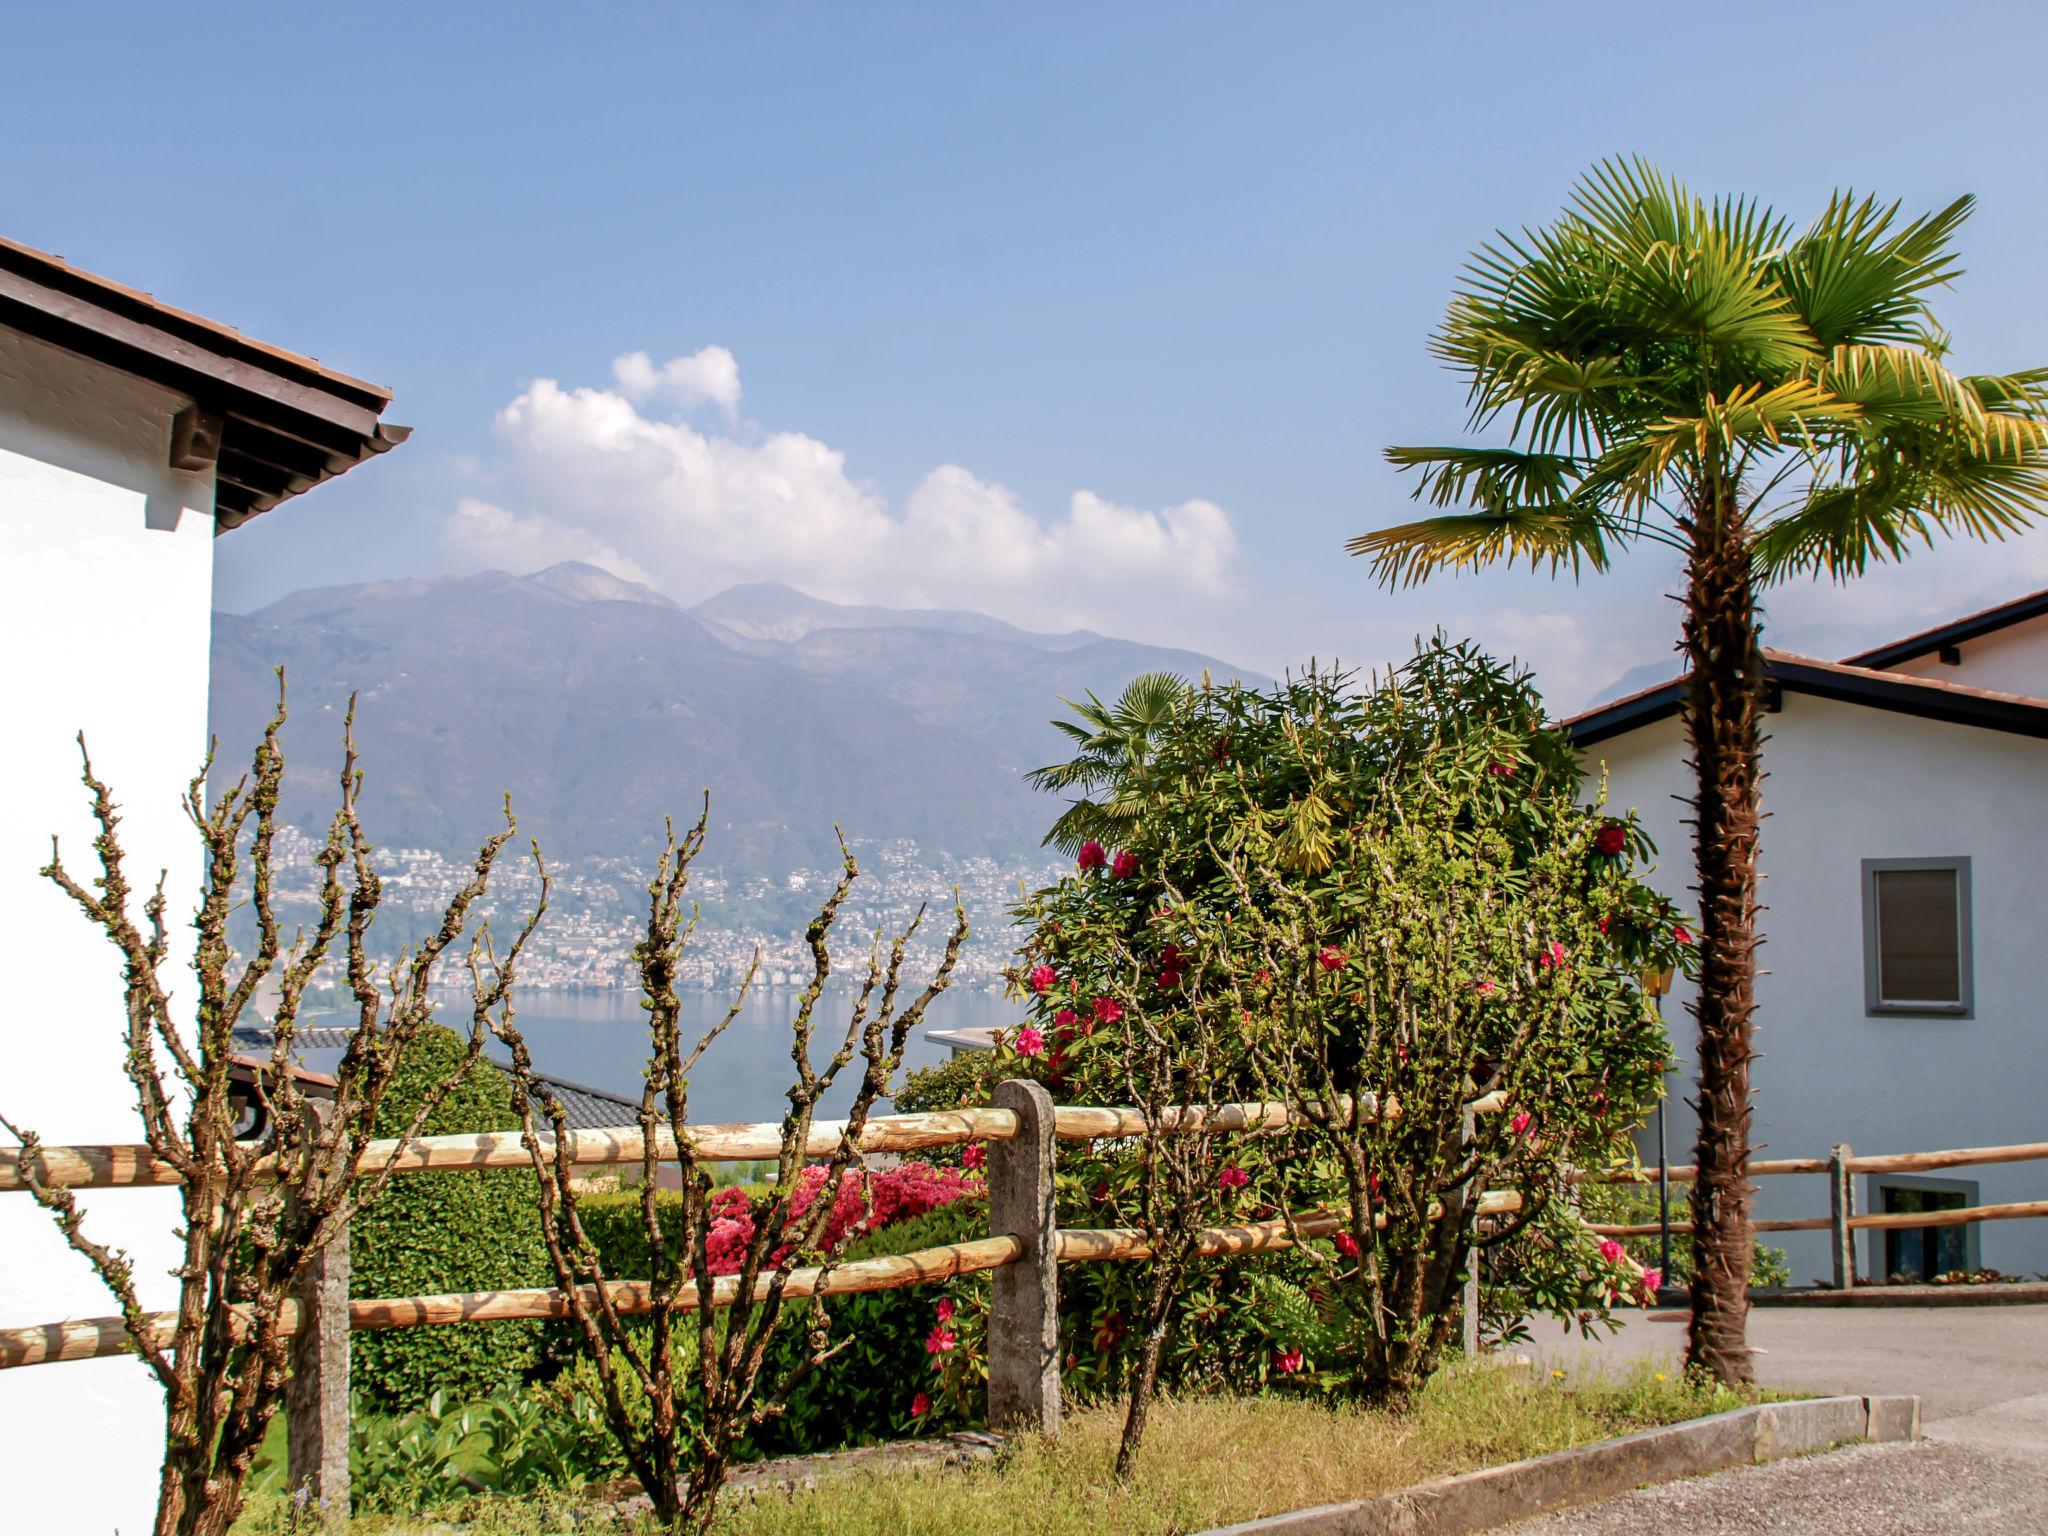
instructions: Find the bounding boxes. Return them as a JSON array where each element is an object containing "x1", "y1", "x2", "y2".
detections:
[{"x1": 1501, "y1": 1305, "x2": 2048, "y2": 1534}]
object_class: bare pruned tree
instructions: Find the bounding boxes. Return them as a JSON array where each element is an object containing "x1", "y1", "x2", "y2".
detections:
[
  {"x1": 0, "y1": 679, "x2": 540, "y2": 1536},
  {"x1": 488, "y1": 803, "x2": 967, "y2": 1534}
]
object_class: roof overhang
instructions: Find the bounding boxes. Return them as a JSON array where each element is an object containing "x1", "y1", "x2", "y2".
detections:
[
  {"x1": 1565, "y1": 650, "x2": 2048, "y2": 748},
  {"x1": 1840, "y1": 586, "x2": 2048, "y2": 671},
  {"x1": 0, "y1": 235, "x2": 408, "y2": 530}
]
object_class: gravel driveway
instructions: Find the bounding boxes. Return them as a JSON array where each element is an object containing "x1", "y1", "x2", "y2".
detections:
[{"x1": 1500, "y1": 1306, "x2": 2048, "y2": 1534}]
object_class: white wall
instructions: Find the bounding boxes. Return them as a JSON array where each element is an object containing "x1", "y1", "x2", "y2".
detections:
[
  {"x1": 1588, "y1": 695, "x2": 2048, "y2": 1286},
  {"x1": 0, "y1": 328, "x2": 217, "y2": 1534},
  {"x1": 1884, "y1": 611, "x2": 2048, "y2": 698}
]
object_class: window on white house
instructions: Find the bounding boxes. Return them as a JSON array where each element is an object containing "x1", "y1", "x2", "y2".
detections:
[{"x1": 1862, "y1": 858, "x2": 1972, "y2": 1017}]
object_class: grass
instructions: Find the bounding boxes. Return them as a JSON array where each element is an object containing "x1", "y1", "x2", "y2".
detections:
[{"x1": 235, "y1": 1361, "x2": 1777, "y2": 1535}]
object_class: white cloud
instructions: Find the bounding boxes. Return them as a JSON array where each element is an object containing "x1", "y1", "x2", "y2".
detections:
[
  {"x1": 440, "y1": 354, "x2": 1238, "y2": 639},
  {"x1": 610, "y1": 346, "x2": 743, "y2": 420}
]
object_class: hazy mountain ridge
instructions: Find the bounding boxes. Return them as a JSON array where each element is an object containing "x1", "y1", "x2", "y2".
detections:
[{"x1": 210, "y1": 565, "x2": 1264, "y2": 870}]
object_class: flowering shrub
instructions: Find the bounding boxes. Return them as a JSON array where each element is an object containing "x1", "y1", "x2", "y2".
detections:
[
  {"x1": 578, "y1": 1162, "x2": 982, "y2": 1283},
  {"x1": 1010, "y1": 638, "x2": 1694, "y2": 1407}
]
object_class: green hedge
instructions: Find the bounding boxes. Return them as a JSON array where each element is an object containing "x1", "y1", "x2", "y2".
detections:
[{"x1": 348, "y1": 1025, "x2": 552, "y2": 1411}]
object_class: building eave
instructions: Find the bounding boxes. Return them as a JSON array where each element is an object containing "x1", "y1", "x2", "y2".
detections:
[
  {"x1": 1840, "y1": 586, "x2": 2048, "y2": 670},
  {"x1": 1563, "y1": 650, "x2": 2048, "y2": 748},
  {"x1": 0, "y1": 235, "x2": 407, "y2": 530}
]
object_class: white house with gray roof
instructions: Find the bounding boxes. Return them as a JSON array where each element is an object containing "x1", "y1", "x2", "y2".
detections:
[{"x1": 1567, "y1": 588, "x2": 2048, "y2": 1288}]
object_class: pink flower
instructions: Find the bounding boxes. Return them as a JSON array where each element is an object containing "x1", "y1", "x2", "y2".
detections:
[
  {"x1": 1539, "y1": 941, "x2": 1567, "y2": 970},
  {"x1": 1640, "y1": 1267, "x2": 1664, "y2": 1297},
  {"x1": 1013, "y1": 1026, "x2": 1046, "y2": 1058},
  {"x1": 1475, "y1": 978, "x2": 1496, "y2": 995},
  {"x1": 1055, "y1": 1007, "x2": 1079, "y2": 1028},
  {"x1": 1598, "y1": 1238, "x2": 1623, "y2": 1264},
  {"x1": 1092, "y1": 996, "x2": 1124, "y2": 1025},
  {"x1": 961, "y1": 1143, "x2": 986, "y2": 1171},
  {"x1": 935, "y1": 1297, "x2": 954, "y2": 1324},
  {"x1": 1111, "y1": 849, "x2": 1138, "y2": 879},
  {"x1": 1673, "y1": 924, "x2": 1693, "y2": 945},
  {"x1": 1334, "y1": 1231, "x2": 1359, "y2": 1259},
  {"x1": 1273, "y1": 1346, "x2": 1304, "y2": 1375},
  {"x1": 1317, "y1": 946, "x2": 1346, "y2": 973},
  {"x1": 1218, "y1": 1165, "x2": 1250, "y2": 1191},
  {"x1": 925, "y1": 1324, "x2": 957, "y2": 1356},
  {"x1": 910, "y1": 1391, "x2": 931, "y2": 1418},
  {"x1": 1029, "y1": 964, "x2": 1057, "y2": 995},
  {"x1": 1487, "y1": 760, "x2": 1516, "y2": 777},
  {"x1": 1595, "y1": 823, "x2": 1627, "y2": 857},
  {"x1": 1077, "y1": 841, "x2": 1108, "y2": 872},
  {"x1": 1510, "y1": 1111, "x2": 1531, "y2": 1136}
]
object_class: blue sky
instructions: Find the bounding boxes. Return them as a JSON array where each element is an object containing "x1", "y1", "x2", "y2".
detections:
[{"x1": 10, "y1": 1, "x2": 2048, "y2": 708}]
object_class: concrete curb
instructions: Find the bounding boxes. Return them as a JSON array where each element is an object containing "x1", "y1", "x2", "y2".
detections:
[{"x1": 1197, "y1": 1395, "x2": 1920, "y2": 1536}]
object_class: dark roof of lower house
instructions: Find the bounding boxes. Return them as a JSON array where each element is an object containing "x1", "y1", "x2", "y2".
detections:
[
  {"x1": 1564, "y1": 649, "x2": 2048, "y2": 748},
  {"x1": 1839, "y1": 585, "x2": 2048, "y2": 671},
  {"x1": 232, "y1": 1025, "x2": 640, "y2": 1131},
  {"x1": 0, "y1": 234, "x2": 407, "y2": 530}
]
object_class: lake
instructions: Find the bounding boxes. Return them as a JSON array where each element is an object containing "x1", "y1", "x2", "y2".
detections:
[{"x1": 449, "y1": 983, "x2": 1023, "y2": 1125}]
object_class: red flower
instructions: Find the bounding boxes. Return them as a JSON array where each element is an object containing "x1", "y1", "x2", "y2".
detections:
[
  {"x1": 1218, "y1": 1165, "x2": 1250, "y2": 1191},
  {"x1": 1013, "y1": 1025, "x2": 1046, "y2": 1058},
  {"x1": 1273, "y1": 1346, "x2": 1304, "y2": 1375},
  {"x1": 910, "y1": 1391, "x2": 931, "y2": 1418},
  {"x1": 1598, "y1": 1238, "x2": 1624, "y2": 1264},
  {"x1": 925, "y1": 1324, "x2": 957, "y2": 1356},
  {"x1": 1334, "y1": 1231, "x2": 1359, "y2": 1259},
  {"x1": 1158, "y1": 969, "x2": 1182, "y2": 989},
  {"x1": 1092, "y1": 996, "x2": 1124, "y2": 1024},
  {"x1": 1317, "y1": 946, "x2": 1346, "y2": 973},
  {"x1": 1487, "y1": 760, "x2": 1515, "y2": 777},
  {"x1": 1673, "y1": 924, "x2": 1693, "y2": 945},
  {"x1": 1539, "y1": 941, "x2": 1567, "y2": 970},
  {"x1": 935, "y1": 1297, "x2": 954, "y2": 1324},
  {"x1": 1510, "y1": 1111, "x2": 1531, "y2": 1136},
  {"x1": 1111, "y1": 849, "x2": 1138, "y2": 879},
  {"x1": 1597, "y1": 915, "x2": 1611, "y2": 935},
  {"x1": 1054, "y1": 1007, "x2": 1079, "y2": 1028},
  {"x1": 1077, "y1": 841, "x2": 1108, "y2": 872},
  {"x1": 1028, "y1": 964, "x2": 1056, "y2": 994},
  {"x1": 1595, "y1": 823, "x2": 1627, "y2": 857},
  {"x1": 1475, "y1": 978, "x2": 1496, "y2": 996},
  {"x1": 961, "y1": 1143, "x2": 986, "y2": 1171}
]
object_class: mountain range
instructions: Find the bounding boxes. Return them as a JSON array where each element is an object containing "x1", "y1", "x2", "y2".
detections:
[{"x1": 209, "y1": 565, "x2": 1266, "y2": 870}]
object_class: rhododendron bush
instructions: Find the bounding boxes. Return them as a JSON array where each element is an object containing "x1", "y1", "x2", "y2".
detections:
[{"x1": 1008, "y1": 637, "x2": 1694, "y2": 1407}]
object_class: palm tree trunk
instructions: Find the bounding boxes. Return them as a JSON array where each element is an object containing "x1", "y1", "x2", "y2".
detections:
[{"x1": 1679, "y1": 481, "x2": 1764, "y2": 1387}]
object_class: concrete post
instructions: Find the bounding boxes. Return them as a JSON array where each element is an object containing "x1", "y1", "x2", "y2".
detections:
[
  {"x1": 288, "y1": 1105, "x2": 351, "y2": 1526},
  {"x1": 1828, "y1": 1143, "x2": 1855, "y2": 1292},
  {"x1": 987, "y1": 1078, "x2": 1059, "y2": 1434}
]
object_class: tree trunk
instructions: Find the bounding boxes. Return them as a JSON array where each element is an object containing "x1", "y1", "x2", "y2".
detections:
[
  {"x1": 1679, "y1": 481, "x2": 1764, "y2": 1386},
  {"x1": 1114, "y1": 1256, "x2": 1180, "y2": 1481}
]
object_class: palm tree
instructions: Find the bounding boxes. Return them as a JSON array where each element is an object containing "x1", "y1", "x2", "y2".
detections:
[
  {"x1": 1350, "y1": 159, "x2": 2048, "y2": 1383},
  {"x1": 1025, "y1": 671, "x2": 1187, "y2": 854}
]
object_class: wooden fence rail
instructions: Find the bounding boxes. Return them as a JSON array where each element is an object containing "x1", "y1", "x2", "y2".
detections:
[
  {"x1": 0, "y1": 1094, "x2": 1430, "y2": 1193},
  {"x1": 5, "y1": 1083, "x2": 2035, "y2": 1524}
]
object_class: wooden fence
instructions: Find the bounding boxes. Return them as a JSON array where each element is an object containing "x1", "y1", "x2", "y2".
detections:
[
  {"x1": 1585, "y1": 1140, "x2": 2048, "y2": 1291},
  {"x1": 0, "y1": 1081, "x2": 1510, "y2": 1523}
]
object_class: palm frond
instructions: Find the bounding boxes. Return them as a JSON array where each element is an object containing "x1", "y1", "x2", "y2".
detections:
[
  {"x1": 1774, "y1": 192, "x2": 1972, "y2": 347},
  {"x1": 1347, "y1": 504, "x2": 1618, "y2": 589}
]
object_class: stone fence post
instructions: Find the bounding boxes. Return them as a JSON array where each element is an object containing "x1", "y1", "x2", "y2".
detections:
[{"x1": 987, "y1": 1078, "x2": 1059, "y2": 1434}]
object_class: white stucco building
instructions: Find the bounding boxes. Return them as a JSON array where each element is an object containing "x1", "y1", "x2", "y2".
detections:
[
  {"x1": 1568, "y1": 592, "x2": 2048, "y2": 1287},
  {"x1": 0, "y1": 236, "x2": 406, "y2": 1533}
]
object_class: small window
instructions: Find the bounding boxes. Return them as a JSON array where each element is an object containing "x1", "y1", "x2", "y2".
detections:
[{"x1": 1862, "y1": 858, "x2": 1971, "y2": 1016}]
